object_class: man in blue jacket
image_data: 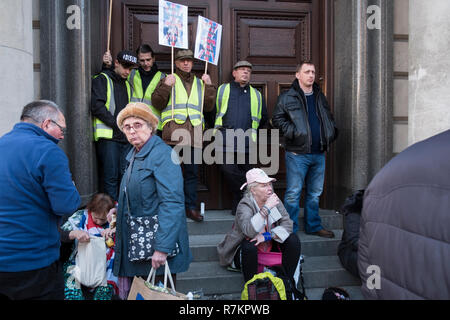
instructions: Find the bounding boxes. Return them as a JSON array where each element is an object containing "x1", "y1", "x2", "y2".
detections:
[{"x1": 0, "y1": 100, "x2": 81, "y2": 300}]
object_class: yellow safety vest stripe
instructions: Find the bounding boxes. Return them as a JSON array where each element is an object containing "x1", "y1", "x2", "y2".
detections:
[
  {"x1": 92, "y1": 73, "x2": 131, "y2": 141},
  {"x1": 160, "y1": 74, "x2": 204, "y2": 129},
  {"x1": 129, "y1": 70, "x2": 165, "y2": 130}
]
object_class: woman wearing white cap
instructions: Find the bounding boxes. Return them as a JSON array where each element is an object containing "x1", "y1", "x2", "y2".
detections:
[{"x1": 217, "y1": 168, "x2": 301, "y2": 283}]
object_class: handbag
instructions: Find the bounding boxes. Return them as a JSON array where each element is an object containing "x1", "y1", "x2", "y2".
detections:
[
  {"x1": 256, "y1": 214, "x2": 282, "y2": 273},
  {"x1": 127, "y1": 262, "x2": 186, "y2": 300},
  {"x1": 124, "y1": 150, "x2": 179, "y2": 262}
]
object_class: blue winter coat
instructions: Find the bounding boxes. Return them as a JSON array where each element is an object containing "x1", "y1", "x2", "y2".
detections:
[
  {"x1": 113, "y1": 135, "x2": 192, "y2": 277},
  {"x1": 0, "y1": 123, "x2": 81, "y2": 272}
]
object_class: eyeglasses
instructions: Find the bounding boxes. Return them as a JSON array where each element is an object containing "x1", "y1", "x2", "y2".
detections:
[
  {"x1": 50, "y1": 120, "x2": 67, "y2": 135},
  {"x1": 122, "y1": 122, "x2": 146, "y2": 133}
]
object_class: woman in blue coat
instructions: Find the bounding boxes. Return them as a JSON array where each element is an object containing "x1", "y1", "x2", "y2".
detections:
[{"x1": 112, "y1": 102, "x2": 192, "y2": 297}]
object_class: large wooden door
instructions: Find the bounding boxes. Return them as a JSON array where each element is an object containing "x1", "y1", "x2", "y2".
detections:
[{"x1": 111, "y1": 0, "x2": 333, "y2": 209}]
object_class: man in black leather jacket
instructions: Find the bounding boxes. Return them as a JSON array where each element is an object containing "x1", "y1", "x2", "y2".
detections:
[{"x1": 272, "y1": 61, "x2": 338, "y2": 237}]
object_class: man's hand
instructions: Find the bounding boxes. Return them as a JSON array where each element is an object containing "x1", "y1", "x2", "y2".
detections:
[
  {"x1": 201, "y1": 74, "x2": 212, "y2": 85},
  {"x1": 103, "y1": 51, "x2": 113, "y2": 67},
  {"x1": 164, "y1": 74, "x2": 176, "y2": 87}
]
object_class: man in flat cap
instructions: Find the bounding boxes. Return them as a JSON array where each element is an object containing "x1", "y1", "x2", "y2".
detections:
[
  {"x1": 213, "y1": 61, "x2": 268, "y2": 216},
  {"x1": 151, "y1": 49, "x2": 217, "y2": 222},
  {"x1": 91, "y1": 50, "x2": 137, "y2": 201}
]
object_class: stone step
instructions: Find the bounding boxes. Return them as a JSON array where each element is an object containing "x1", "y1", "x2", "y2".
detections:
[
  {"x1": 189, "y1": 230, "x2": 343, "y2": 262},
  {"x1": 204, "y1": 285, "x2": 365, "y2": 300},
  {"x1": 187, "y1": 209, "x2": 343, "y2": 236},
  {"x1": 177, "y1": 255, "x2": 361, "y2": 296}
]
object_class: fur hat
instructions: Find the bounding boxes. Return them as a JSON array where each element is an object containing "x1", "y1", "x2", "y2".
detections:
[{"x1": 116, "y1": 102, "x2": 159, "y2": 132}]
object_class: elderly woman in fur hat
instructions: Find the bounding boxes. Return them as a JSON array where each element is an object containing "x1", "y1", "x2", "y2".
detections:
[{"x1": 112, "y1": 102, "x2": 192, "y2": 299}]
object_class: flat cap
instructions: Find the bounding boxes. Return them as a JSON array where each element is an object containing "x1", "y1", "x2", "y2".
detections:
[
  {"x1": 175, "y1": 49, "x2": 194, "y2": 61},
  {"x1": 233, "y1": 60, "x2": 252, "y2": 69}
]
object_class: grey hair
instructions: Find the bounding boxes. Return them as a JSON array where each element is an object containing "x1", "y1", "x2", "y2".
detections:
[
  {"x1": 244, "y1": 182, "x2": 259, "y2": 197},
  {"x1": 20, "y1": 100, "x2": 62, "y2": 124}
]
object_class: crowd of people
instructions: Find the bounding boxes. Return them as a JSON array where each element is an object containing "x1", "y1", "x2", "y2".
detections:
[
  {"x1": 0, "y1": 43, "x2": 337, "y2": 300},
  {"x1": 1, "y1": 43, "x2": 447, "y2": 300}
]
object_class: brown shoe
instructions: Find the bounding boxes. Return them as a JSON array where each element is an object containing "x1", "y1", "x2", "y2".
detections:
[
  {"x1": 308, "y1": 229, "x2": 335, "y2": 238},
  {"x1": 186, "y1": 208, "x2": 204, "y2": 222}
]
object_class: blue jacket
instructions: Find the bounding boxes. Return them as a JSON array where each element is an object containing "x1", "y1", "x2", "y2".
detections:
[
  {"x1": 0, "y1": 123, "x2": 81, "y2": 272},
  {"x1": 113, "y1": 135, "x2": 192, "y2": 277}
]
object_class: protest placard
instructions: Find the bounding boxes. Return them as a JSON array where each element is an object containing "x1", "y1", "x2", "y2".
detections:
[
  {"x1": 158, "y1": 0, "x2": 188, "y2": 49},
  {"x1": 194, "y1": 16, "x2": 222, "y2": 65}
]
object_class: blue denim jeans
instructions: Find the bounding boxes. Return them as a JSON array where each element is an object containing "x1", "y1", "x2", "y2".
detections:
[{"x1": 283, "y1": 152, "x2": 326, "y2": 234}]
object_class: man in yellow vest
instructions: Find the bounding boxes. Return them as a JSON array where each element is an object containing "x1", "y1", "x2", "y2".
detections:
[
  {"x1": 129, "y1": 44, "x2": 166, "y2": 135},
  {"x1": 214, "y1": 61, "x2": 268, "y2": 216},
  {"x1": 152, "y1": 49, "x2": 217, "y2": 222},
  {"x1": 91, "y1": 50, "x2": 137, "y2": 201},
  {"x1": 104, "y1": 45, "x2": 165, "y2": 135}
]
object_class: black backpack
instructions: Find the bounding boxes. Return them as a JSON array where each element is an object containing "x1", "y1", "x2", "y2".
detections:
[{"x1": 269, "y1": 265, "x2": 307, "y2": 300}]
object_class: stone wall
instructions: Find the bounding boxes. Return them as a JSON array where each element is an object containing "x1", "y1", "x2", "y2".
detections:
[{"x1": 0, "y1": 0, "x2": 34, "y2": 136}]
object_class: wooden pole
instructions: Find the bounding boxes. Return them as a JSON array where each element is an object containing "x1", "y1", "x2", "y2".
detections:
[
  {"x1": 171, "y1": 46, "x2": 175, "y2": 119},
  {"x1": 107, "y1": 0, "x2": 113, "y2": 52}
]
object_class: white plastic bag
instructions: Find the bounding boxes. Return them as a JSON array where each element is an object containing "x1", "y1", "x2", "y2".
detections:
[{"x1": 71, "y1": 237, "x2": 107, "y2": 288}]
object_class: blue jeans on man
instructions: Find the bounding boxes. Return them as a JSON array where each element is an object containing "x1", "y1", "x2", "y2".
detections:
[{"x1": 284, "y1": 151, "x2": 328, "y2": 235}]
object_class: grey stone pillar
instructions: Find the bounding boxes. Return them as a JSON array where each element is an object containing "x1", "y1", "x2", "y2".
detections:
[
  {"x1": 409, "y1": 0, "x2": 450, "y2": 144},
  {"x1": 333, "y1": 0, "x2": 393, "y2": 207},
  {"x1": 40, "y1": 0, "x2": 106, "y2": 205},
  {"x1": 0, "y1": 0, "x2": 34, "y2": 136}
]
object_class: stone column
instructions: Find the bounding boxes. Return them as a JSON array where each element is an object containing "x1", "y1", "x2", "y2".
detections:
[
  {"x1": 40, "y1": 0, "x2": 106, "y2": 205},
  {"x1": 0, "y1": 0, "x2": 34, "y2": 136},
  {"x1": 333, "y1": 0, "x2": 393, "y2": 206},
  {"x1": 409, "y1": 0, "x2": 450, "y2": 144}
]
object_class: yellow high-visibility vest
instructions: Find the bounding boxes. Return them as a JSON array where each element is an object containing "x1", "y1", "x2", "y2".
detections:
[
  {"x1": 160, "y1": 74, "x2": 204, "y2": 129},
  {"x1": 214, "y1": 83, "x2": 262, "y2": 142},
  {"x1": 129, "y1": 69, "x2": 165, "y2": 130},
  {"x1": 92, "y1": 73, "x2": 131, "y2": 141}
]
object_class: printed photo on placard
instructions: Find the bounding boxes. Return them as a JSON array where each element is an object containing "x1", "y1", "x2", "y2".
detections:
[
  {"x1": 194, "y1": 16, "x2": 222, "y2": 65},
  {"x1": 158, "y1": 0, "x2": 188, "y2": 49}
]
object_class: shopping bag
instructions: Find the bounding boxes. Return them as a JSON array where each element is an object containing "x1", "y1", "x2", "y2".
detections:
[
  {"x1": 127, "y1": 262, "x2": 187, "y2": 300},
  {"x1": 71, "y1": 236, "x2": 107, "y2": 288}
]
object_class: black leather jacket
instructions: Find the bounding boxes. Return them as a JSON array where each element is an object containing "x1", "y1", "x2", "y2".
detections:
[{"x1": 272, "y1": 81, "x2": 338, "y2": 153}]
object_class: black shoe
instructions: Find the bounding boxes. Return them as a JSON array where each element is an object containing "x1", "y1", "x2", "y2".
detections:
[{"x1": 186, "y1": 209, "x2": 204, "y2": 222}]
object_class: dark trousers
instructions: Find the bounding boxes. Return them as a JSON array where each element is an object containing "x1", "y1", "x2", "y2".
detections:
[
  {"x1": 240, "y1": 233, "x2": 301, "y2": 283},
  {"x1": 219, "y1": 152, "x2": 255, "y2": 215},
  {"x1": 177, "y1": 147, "x2": 200, "y2": 210},
  {"x1": 0, "y1": 260, "x2": 64, "y2": 300},
  {"x1": 96, "y1": 139, "x2": 131, "y2": 201}
]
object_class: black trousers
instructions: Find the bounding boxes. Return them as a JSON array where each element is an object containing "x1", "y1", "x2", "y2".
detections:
[
  {"x1": 96, "y1": 139, "x2": 131, "y2": 201},
  {"x1": 0, "y1": 260, "x2": 64, "y2": 300},
  {"x1": 219, "y1": 152, "x2": 255, "y2": 215},
  {"x1": 240, "y1": 233, "x2": 301, "y2": 283}
]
